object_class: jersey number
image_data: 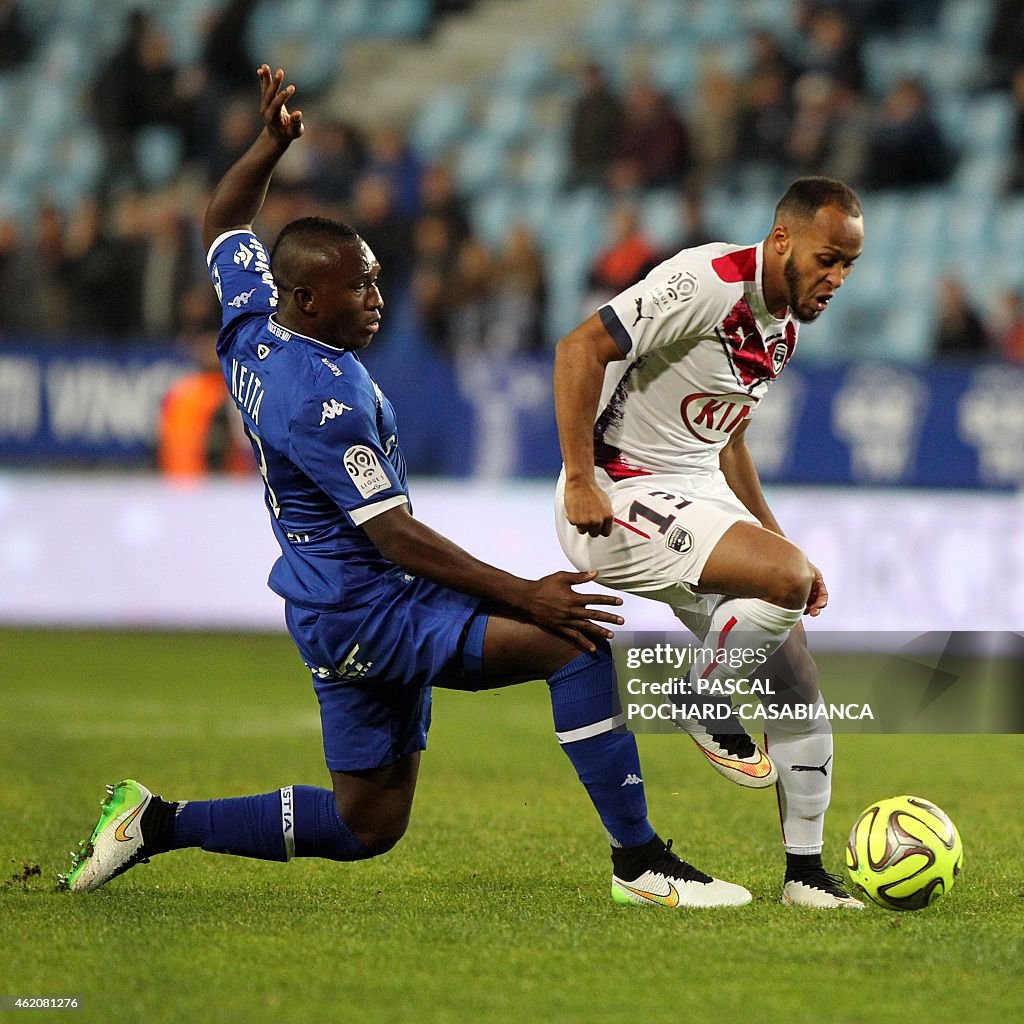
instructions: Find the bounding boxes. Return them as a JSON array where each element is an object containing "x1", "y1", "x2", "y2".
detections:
[{"x1": 244, "y1": 425, "x2": 281, "y2": 518}]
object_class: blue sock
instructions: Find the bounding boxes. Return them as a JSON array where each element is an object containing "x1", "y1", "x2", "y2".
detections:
[
  {"x1": 547, "y1": 643, "x2": 656, "y2": 849},
  {"x1": 171, "y1": 785, "x2": 369, "y2": 862}
]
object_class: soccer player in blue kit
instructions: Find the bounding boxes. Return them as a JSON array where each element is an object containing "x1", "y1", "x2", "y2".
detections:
[{"x1": 59, "y1": 67, "x2": 752, "y2": 908}]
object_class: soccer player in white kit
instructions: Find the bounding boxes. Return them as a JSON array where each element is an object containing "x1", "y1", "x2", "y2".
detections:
[{"x1": 554, "y1": 177, "x2": 866, "y2": 908}]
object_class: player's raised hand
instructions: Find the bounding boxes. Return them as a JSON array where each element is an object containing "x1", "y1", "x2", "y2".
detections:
[
  {"x1": 524, "y1": 570, "x2": 624, "y2": 652},
  {"x1": 257, "y1": 64, "x2": 304, "y2": 145},
  {"x1": 805, "y1": 562, "x2": 828, "y2": 616},
  {"x1": 564, "y1": 478, "x2": 615, "y2": 537}
]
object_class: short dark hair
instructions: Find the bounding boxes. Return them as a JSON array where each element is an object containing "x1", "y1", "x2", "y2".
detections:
[
  {"x1": 773, "y1": 176, "x2": 862, "y2": 226},
  {"x1": 270, "y1": 216, "x2": 361, "y2": 287}
]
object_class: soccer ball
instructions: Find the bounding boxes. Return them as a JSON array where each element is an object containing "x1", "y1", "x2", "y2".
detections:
[{"x1": 846, "y1": 795, "x2": 963, "y2": 911}]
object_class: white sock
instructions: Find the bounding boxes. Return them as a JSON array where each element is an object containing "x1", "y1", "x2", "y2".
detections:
[
  {"x1": 764, "y1": 697, "x2": 833, "y2": 854},
  {"x1": 692, "y1": 596, "x2": 804, "y2": 686}
]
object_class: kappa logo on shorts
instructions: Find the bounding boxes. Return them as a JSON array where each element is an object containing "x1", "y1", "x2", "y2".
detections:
[
  {"x1": 344, "y1": 444, "x2": 391, "y2": 498},
  {"x1": 666, "y1": 526, "x2": 693, "y2": 553}
]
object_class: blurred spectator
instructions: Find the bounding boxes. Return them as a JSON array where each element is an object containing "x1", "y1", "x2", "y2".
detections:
[
  {"x1": 91, "y1": 10, "x2": 190, "y2": 186},
  {"x1": 350, "y1": 174, "x2": 413, "y2": 286},
  {"x1": 800, "y1": 6, "x2": 865, "y2": 94},
  {"x1": 585, "y1": 203, "x2": 660, "y2": 309},
  {"x1": 688, "y1": 64, "x2": 740, "y2": 190},
  {"x1": 10, "y1": 204, "x2": 71, "y2": 338},
  {"x1": 299, "y1": 120, "x2": 367, "y2": 206},
  {"x1": 158, "y1": 287, "x2": 251, "y2": 477},
  {"x1": 734, "y1": 66, "x2": 793, "y2": 185},
  {"x1": 656, "y1": 191, "x2": 720, "y2": 261},
  {"x1": 364, "y1": 127, "x2": 422, "y2": 219},
  {"x1": 609, "y1": 80, "x2": 691, "y2": 191},
  {"x1": 864, "y1": 79, "x2": 954, "y2": 189},
  {"x1": 985, "y1": 0, "x2": 1024, "y2": 90},
  {"x1": 0, "y1": 218, "x2": 34, "y2": 339},
  {"x1": 417, "y1": 163, "x2": 472, "y2": 247},
  {"x1": 786, "y1": 73, "x2": 868, "y2": 183},
  {"x1": 199, "y1": 0, "x2": 258, "y2": 96},
  {"x1": 1006, "y1": 65, "x2": 1024, "y2": 192},
  {"x1": 200, "y1": 96, "x2": 261, "y2": 187},
  {"x1": 62, "y1": 197, "x2": 125, "y2": 337},
  {"x1": 567, "y1": 60, "x2": 622, "y2": 188},
  {"x1": 488, "y1": 224, "x2": 548, "y2": 354},
  {"x1": 139, "y1": 190, "x2": 206, "y2": 338},
  {"x1": 934, "y1": 277, "x2": 992, "y2": 360},
  {"x1": 747, "y1": 29, "x2": 799, "y2": 92},
  {"x1": 0, "y1": 0, "x2": 34, "y2": 70},
  {"x1": 445, "y1": 237, "x2": 496, "y2": 358},
  {"x1": 987, "y1": 289, "x2": 1024, "y2": 363}
]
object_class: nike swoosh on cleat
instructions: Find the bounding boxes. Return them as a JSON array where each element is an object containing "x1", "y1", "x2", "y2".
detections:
[
  {"x1": 617, "y1": 881, "x2": 680, "y2": 908},
  {"x1": 699, "y1": 746, "x2": 774, "y2": 778},
  {"x1": 114, "y1": 803, "x2": 144, "y2": 843}
]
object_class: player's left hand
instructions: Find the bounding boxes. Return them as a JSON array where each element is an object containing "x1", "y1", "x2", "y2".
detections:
[
  {"x1": 257, "y1": 64, "x2": 304, "y2": 146},
  {"x1": 805, "y1": 562, "x2": 828, "y2": 616},
  {"x1": 523, "y1": 570, "x2": 625, "y2": 652}
]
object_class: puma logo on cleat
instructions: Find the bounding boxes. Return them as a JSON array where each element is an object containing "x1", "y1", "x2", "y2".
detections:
[
  {"x1": 790, "y1": 754, "x2": 833, "y2": 776},
  {"x1": 620, "y1": 774, "x2": 644, "y2": 786}
]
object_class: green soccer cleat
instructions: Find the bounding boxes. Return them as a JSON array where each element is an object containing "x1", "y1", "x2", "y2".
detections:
[{"x1": 58, "y1": 780, "x2": 161, "y2": 893}]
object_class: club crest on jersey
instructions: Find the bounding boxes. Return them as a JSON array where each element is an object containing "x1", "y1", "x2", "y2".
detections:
[
  {"x1": 666, "y1": 526, "x2": 693, "y2": 553},
  {"x1": 320, "y1": 398, "x2": 353, "y2": 425},
  {"x1": 770, "y1": 340, "x2": 788, "y2": 376},
  {"x1": 344, "y1": 444, "x2": 391, "y2": 498},
  {"x1": 717, "y1": 297, "x2": 796, "y2": 387}
]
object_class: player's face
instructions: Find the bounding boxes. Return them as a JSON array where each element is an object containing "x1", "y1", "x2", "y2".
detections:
[
  {"x1": 782, "y1": 204, "x2": 863, "y2": 323},
  {"x1": 316, "y1": 239, "x2": 384, "y2": 350}
]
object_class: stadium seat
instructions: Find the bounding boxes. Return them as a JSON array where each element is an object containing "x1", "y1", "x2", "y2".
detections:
[
  {"x1": 410, "y1": 87, "x2": 472, "y2": 159},
  {"x1": 135, "y1": 126, "x2": 185, "y2": 190}
]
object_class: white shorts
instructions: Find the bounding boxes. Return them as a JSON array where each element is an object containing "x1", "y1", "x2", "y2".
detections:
[{"x1": 554, "y1": 468, "x2": 759, "y2": 635}]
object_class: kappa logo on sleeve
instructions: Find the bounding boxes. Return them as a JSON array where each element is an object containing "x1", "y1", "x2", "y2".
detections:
[
  {"x1": 344, "y1": 444, "x2": 391, "y2": 497},
  {"x1": 320, "y1": 398, "x2": 353, "y2": 425}
]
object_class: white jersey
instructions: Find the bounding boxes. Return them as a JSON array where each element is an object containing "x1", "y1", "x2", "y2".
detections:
[{"x1": 590, "y1": 241, "x2": 798, "y2": 483}]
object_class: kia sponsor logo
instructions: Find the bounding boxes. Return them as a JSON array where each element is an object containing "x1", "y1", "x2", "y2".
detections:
[{"x1": 680, "y1": 392, "x2": 758, "y2": 443}]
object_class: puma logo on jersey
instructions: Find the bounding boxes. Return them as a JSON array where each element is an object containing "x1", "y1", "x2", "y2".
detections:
[
  {"x1": 320, "y1": 399, "x2": 353, "y2": 425},
  {"x1": 632, "y1": 298, "x2": 654, "y2": 326}
]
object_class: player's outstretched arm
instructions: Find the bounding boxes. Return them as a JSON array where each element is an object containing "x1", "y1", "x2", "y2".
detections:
[
  {"x1": 361, "y1": 505, "x2": 623, "y2": 652},
  {"x1": 553, "y1": 313, "x2": 624, "y2": 538},
  {"x1": 202, "y1": 65, "x2": 304, "y2": 252}
]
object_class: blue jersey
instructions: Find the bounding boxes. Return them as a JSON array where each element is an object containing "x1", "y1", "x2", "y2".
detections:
[{"x1": 207, "y1": 229, "x2": 410, "y2": 610}]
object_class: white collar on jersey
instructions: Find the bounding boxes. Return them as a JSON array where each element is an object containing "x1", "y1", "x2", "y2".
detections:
[{"x1": 268, "y1": 315, "x2": 353, "y2": 353}]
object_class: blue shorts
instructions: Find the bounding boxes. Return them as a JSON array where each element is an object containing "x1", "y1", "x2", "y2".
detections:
[{"x1": 285, "y1": 575, "x2": 489, "y2": 772}]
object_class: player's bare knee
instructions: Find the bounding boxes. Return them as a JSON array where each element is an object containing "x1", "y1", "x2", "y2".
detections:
[
  {"x1": 767, "y1": 551, "x2": 814, "y2": 609},
  {"x1": 358, "y1": 830, "x2": 406, "y2": 857}
]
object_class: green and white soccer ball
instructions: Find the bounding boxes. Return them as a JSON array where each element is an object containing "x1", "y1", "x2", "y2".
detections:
[{"x1": 846, "y1": 795, "x2": 963, "y2": 911}]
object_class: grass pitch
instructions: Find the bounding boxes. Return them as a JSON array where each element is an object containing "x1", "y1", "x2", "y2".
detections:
[{"x1": 1, "y1": 629, "x2": 1021, "y2": 1024}]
